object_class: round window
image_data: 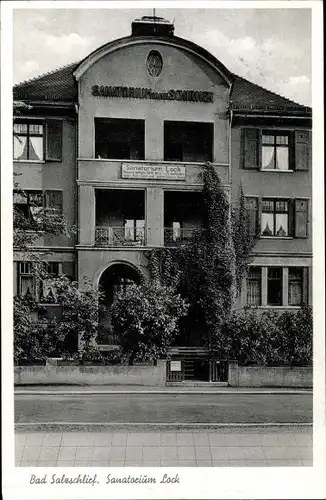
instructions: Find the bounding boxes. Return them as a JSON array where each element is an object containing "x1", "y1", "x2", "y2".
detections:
[{"x1": 146, "y1": 50, "x2": 163, "y2": 77}]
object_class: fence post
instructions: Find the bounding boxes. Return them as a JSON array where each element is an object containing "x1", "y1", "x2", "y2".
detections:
[{"x1": 228, "y1": 359, "x2": 239, "y2": 386}]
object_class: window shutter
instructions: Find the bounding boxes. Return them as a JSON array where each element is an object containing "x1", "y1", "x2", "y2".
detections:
[
  {"x1": 302, "y1": 267, "x2": 309, "y2": 305},
  {"x1": 294, "y1": 130, "x2": 311, "y2": 171},
  {"x1": 244, "y1": 197, "x2": 259, "y2": 236},
  {"x1": 242, "y1": 129, "x2": 259, "y2": 169},
  {"x1": 62, "y1": 262, "x2": 74, "y2": 279},
  {"x1": 45, "y1": 190, "x2": 63, "y2": 215},
  {"x1": 45, "y1": 120, "x2": 62, "y2": 161},
  {"x1": 294, "y1": 199, "x2": 309, "y2": 238},
  {"x1": 288, "y1": 199, "x2": 294, "y2": 237}
]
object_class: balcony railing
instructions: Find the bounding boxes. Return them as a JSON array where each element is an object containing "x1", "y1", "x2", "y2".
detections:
[
  {"x1": 95, "y1": 226, "x2": 145, "y2": 247},
  {"x1": 164, "y1": 227, "x2": 195, "y2": 247}
]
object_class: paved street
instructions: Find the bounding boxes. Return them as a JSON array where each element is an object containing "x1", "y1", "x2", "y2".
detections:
[
  {"x1": 15, "y1": 393, "x2": 312, "y2": 424},
  {"x1": 15, "y1": 427, "x2": 313, "y2": 467}
]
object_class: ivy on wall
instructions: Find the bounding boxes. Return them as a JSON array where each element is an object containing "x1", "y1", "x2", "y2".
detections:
[{"x1": 148, "y1": 162, "x2": 255, "y2": 353}]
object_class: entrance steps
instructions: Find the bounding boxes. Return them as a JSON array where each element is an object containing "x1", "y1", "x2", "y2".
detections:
[{"x1": 166, "y1": 381, "x2": 228, "y2": 387}]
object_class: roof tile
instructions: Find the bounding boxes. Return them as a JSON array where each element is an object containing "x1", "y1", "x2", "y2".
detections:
[{"x1": 13, "y1": 60, "x2": 311, "y2": 114}]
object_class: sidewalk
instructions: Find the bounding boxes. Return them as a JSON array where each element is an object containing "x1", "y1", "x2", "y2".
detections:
[
  {"x1": 15, "y1": 385, "x2": 312, "y2": 395},
  {"x1": 15, "y1": 426, "x2": 313, "y2": 467}
]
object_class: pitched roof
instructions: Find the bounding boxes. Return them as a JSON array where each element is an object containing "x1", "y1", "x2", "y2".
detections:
[
  {"x1": 13, "y1": 58, "x2": 311, "y2": 115},
  {"x1": 230, "y1": 74, "x2": 311, "y2": 114},
  {"x1": 13, "y1": 62, "x2": 78, "y2": 103}
]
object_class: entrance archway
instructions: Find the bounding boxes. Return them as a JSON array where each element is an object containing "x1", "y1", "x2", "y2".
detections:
[{"x1": 97, "y1": 263, "x2": 142, "y2": 346}]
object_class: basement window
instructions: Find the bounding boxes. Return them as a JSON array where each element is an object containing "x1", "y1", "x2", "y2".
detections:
[
  {"x1": 95, "y1": 118, "x2": 145, "y2": 160},
  {"x1": 164, "y1": 121, "x2": 213, "y2": 162}
]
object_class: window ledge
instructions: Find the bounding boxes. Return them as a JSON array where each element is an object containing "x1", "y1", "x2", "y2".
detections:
[
  {"x1": 260, "y1": 236, "x2": 293, "y2": 240},
  {"x1": 261, "y1": 169, "x2": 294, "y2": 173},
  {"x1": 255, "y1": 306, "x2": 302, "y2": 309},
  {"x1": 14, "y1": 160, "x2": 45, "y2": 164}
]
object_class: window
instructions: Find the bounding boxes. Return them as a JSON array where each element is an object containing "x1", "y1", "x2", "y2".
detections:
[
  {"x1": 242, "y1": 128, "x2": 311, "y2": 171},
  {"x1": 17, "y1": 262, "x2": 34, "y2": 297},
  {"x1": 247, "y1": 267, "x2": 261, "y2": 306},
  {"x1": 13, "y1": 120, "x2": 62, "y2": 162},
  {"x1": 14, "y1": 190, "x2": 43, "y2": 223},
  {"x1": 164, "y1": 121, "x2": 213, "y2": 162},
  {"x1": 267, "y1": 267, "x2": 282, "y2": 306},
  {"x1": 95, "y1": 118, "x2": 145, "y2": 160},
  {"x1": 262, "y1": 132, "x2": 289, "y2": 170},
  {"x1": 124, "y1": 219, "x2": 145, "y2": 243},
  {"x1": 261, "y1": 199, "x2": 289, "y2": 237},
  {"x1": 14, "y1": 190, "x2": 63, "y2": 224},
  {"x1": 13, "y1": 122, "x2": 44, "y2": 161}
]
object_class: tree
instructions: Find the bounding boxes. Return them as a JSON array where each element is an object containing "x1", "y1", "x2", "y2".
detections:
[{"x1": 110, "y1": 278, "x2": 188, "y2": 365}]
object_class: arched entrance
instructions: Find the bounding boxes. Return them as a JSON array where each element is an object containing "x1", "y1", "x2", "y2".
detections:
[{"x1": 97, "y1": 263, "x2": 141, "y2": 346}]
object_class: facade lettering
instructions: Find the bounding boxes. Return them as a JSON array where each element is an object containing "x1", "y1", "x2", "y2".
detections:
[{"x1": 91, "y1": 85, "x2": 214, "y2": 103}]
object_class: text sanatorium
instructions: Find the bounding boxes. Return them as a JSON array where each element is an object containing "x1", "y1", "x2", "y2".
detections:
[{"x1": 91, "y1": 85, "x2": 214, "y2": 103}]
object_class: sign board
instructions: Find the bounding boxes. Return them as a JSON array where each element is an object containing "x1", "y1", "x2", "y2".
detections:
[
  {"x1": 170, "y1": 361, "x2": 182, "y2": 372},
  {"x1": 92, "y1": 85, "x2": 214, "y2": 103},
  {"x1": 122, "y1": 163, "x2": 186, "y2": 181}
]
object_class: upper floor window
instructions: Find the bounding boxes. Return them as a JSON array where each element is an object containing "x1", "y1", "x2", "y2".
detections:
[
  {"x1": 245, "y1": 196, "x2": 309, "y2": 239},
  {"x1": 164, "y1": 121, "x2": 213, "y2": 162},
  {"x1": 13, "y1": 119, "x2": 62, "y2": 162},
  {"x1": 14, "y1": 122, "x2": 44, "y2": 161},
  {"x1": 262, "y1": 132, "x2": 289, "y2": 170},
  {"x1": 14, "y1": 189, "x2": 63, "y2": 226},
  {"x1": 242, "y1": 128, "x2": 311, "y2": 171},
  {"x1": 261, "y1": 199, "x2": 289, "y2": 237},
  {"x1": 95, "y1": 118, "x2": 145, "y2": 160}
]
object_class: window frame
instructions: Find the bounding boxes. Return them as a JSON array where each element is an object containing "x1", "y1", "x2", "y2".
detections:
[
  {"x1": 13, "y1": 120, "x2": 45, "y2": 162},
  {"x1": 261, "y1": 198, "x2": 290, "y2": 237},
  {"x1": 246, "y1": 266, "x2": 262, "y2": 306},
  {"x1": 17, "y1": 261, "x2": 35, "y2": 297},
  {"x1": 261, "y1": 130, "x2": 291, "y2": 171}
]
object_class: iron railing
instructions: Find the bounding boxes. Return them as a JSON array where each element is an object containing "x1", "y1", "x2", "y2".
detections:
[
  {"x1": 95, "y1": 226, "x2": 145, "y2": 246},
  {"x1": 164, "y1": 227, "x2": 195, "y2": 247}
]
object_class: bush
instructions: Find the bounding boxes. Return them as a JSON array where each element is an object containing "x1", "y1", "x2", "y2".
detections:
[
  {"x1": 14, "y1": 276, "x2": 104, "y2": 364},
  {"x1": 111, "y1": 281, "x2": 188, "y2": 364},
  {"x1": 14, "y1": 295, "x2": 66, "y2": 364},
  {"x1": 218, "y1": 306, "x2": 312, "y2": 366}
]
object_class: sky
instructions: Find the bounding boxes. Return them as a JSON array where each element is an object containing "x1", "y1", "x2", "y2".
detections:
[{"x1": 13, "y1": 7, "x2": 312, "y2": 106}]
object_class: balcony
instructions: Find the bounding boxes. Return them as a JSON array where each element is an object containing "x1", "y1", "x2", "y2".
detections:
[
  {"x1": 95, "y1": 226, "x2": 145, "y2": 247},
  {"x1": 164, "y1": 227, "x2": 195, "y2": 247}
]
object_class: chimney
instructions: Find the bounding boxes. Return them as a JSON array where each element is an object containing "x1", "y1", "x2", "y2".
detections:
[{"x1": 131, "y1": 16, "x2": 174, "y2": 37}]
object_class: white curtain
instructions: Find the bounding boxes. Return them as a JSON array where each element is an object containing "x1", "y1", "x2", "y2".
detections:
[
  {"x1": 262, "y1": 146, "x2": 274, "y2": 169},
  {"x1": 276, "y1": 148, "x2": 289, "y2": 170}
]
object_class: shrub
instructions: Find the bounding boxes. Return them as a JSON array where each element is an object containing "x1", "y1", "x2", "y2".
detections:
[
  {"x1": 14, "y1": 276, "x2": 104, "y2": 364},
  {"x1": 219, "y1": 307, "x2": 312, "y2": 366},
  {"x1": 111, "y1": 281, "x2": 188, "y2": 364},
  {"x1": 14, "y1": 295, "x2": 66, "y2": 364}
]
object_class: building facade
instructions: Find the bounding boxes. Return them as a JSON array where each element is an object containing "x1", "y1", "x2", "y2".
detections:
[{"x1": 13, "y1": 17, "x2": 312, "y2": 366}]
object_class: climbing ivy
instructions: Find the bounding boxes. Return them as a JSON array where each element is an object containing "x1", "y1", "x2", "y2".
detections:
[{"x1": 148, "y1": 163, "x2": 255, "y2": 354}]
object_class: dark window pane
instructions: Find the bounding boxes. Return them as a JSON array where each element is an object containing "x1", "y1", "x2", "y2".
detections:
[
  {"x1": 164, "y1": 121, "x2": 213, "y2": 162},
  {"x1": 95, "y1": 118, "x2": 145, "y2": 160},
  {"x1": 267, "y1": 267, "x2": 282, "y2": 305}
]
